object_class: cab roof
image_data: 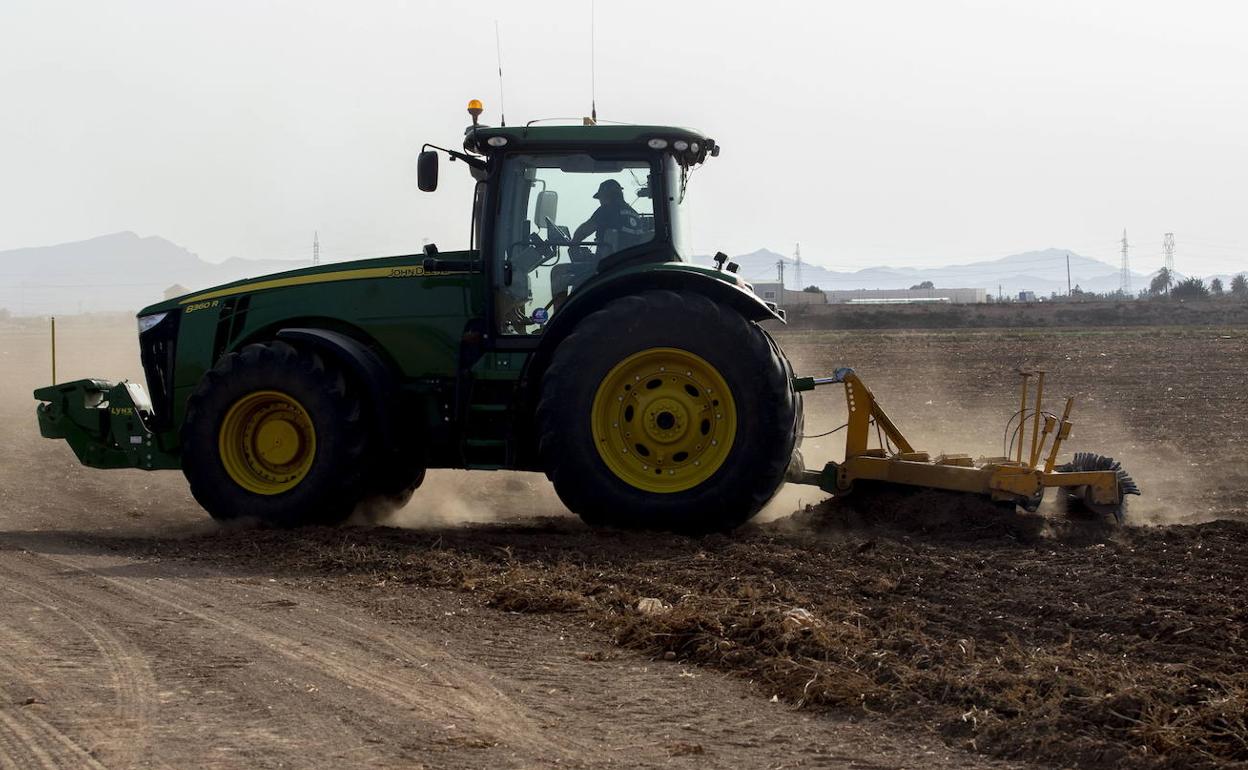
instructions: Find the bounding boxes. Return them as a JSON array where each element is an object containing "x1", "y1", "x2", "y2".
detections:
[{"x1": 465, "y1": 124, "x2": 718, "y2": 164}]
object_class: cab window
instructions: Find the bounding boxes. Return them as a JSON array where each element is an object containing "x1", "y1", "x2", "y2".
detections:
[{"x1": 493, "y1": 153, "x2": 656, "y2": 335}]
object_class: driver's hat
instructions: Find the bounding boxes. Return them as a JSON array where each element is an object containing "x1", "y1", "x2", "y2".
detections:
[{"x1": 593, "y1": 179, "x2": 623, "y2": 199}]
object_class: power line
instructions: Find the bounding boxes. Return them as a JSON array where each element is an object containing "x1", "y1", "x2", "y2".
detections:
[{"x1": 1120, "y1": 229, "x2": 1132, "y2": 295}]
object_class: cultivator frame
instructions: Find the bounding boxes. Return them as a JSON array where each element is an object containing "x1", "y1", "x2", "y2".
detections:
[{"x1": 790, "y1": 368, "x2": 1138, "y2": 519}]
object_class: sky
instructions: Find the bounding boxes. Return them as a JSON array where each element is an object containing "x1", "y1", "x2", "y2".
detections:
[{"x1": 2, "y1": 0, "x2": 1246, "y2": 277}]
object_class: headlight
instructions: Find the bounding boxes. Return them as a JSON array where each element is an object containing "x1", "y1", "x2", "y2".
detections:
[{"x1": 137, "y1": 312, "x2": 169, "y2": 334}]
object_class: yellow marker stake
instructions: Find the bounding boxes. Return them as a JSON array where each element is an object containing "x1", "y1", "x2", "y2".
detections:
[{"x1": 51, "y1": 316, "x2": 56, "y2": 385}]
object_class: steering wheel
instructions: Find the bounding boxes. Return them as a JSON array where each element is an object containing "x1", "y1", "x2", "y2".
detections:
[{"x1": 507, "y1": 232, "x2": 557, "y2": 265}]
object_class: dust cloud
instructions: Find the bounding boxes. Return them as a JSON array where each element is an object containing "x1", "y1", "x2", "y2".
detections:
[
  {"x1": 774, "y1": 329, "x2": 1239, "y2": 529},
  {"x1": 7, "y1": 317, "x2": 1238, "y2": 534},
  {"x1": 353, "y1": 470, "x2": 572, "y2": 529}
]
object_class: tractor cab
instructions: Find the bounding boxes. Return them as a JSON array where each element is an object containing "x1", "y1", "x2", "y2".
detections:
[{"x1": 418, "y1": 105, "x2": 720, "y2": 337}]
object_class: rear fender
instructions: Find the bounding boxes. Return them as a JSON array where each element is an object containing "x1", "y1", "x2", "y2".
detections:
[{"x1": 536, "y1": 266, "x2": 782, "y2": 367}]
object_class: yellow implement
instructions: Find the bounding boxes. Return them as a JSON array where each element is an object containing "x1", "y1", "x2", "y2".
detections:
[{"x1": 790, "y1": 368, "x2": 1139, "y2": 521}]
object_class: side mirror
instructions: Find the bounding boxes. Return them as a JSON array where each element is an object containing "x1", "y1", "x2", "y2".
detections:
[
  {"x1": 534, "y1": 190, "x2": 558, "y2": 228},
  {"x1": 417, "y1": 150, "x2": 439, "y2": 192}
]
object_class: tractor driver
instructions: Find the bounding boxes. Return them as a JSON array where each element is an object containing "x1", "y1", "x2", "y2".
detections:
[
  {"x1": 551, "y1": 179, "x2": 646, "y2": 309},
  {"x1": 570, "y1": 178, "x2": 645, "y2": 259}
]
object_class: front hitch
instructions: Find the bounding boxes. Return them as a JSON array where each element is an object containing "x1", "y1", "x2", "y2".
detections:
[{"x1": 34, "y1": 379, "x2": 179, "y2": 470}]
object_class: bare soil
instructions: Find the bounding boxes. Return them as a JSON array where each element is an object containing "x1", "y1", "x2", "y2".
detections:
[
  {"x1": 2, "y1": 318, "x2": 1245, "y2": 768},
  {"x1": 785, "y1": 297, "x2": 1248, "y2": 330}
]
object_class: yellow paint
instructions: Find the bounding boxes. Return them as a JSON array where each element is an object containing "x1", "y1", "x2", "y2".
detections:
[
  {"x1": 590, "y1": 348, "x2": 736, "y2": 494},
  {"x1": 842, "y1": 372, "x2": 914, "y2": 458},
  {"x1": 825, "y1": 369, "x2": 1125, "y2": 509},
  {"x1": 180, "y1": 265, "x2": 464, "y2": 305},
  {"x1": 218, "y1": 390, "x2": 316, "y2": 495}
]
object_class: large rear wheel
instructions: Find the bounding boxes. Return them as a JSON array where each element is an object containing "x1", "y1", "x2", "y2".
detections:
[
  {"x1": 537, "y1": 290, "x2": 799, "y2": 533},
  {"x1": 182, "y1": 341, "x2": 368, "y2": 526}
]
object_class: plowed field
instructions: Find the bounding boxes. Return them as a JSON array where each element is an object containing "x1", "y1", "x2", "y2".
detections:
[{"x1": 2, "y1": 318, "x2": 1245, "y2": 769}]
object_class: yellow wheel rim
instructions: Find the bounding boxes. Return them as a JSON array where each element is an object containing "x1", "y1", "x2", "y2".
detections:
[
  {"x1": 218, "y1": 390, "x2": 317, "y2": 495},
  {"x1": 591, "y1": 348, "x2": 737, "y2": 493}
]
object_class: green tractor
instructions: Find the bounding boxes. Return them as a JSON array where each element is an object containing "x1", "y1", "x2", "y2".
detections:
[{"x1": 35, "y1": 102, "x2": 803, "y2": 533}]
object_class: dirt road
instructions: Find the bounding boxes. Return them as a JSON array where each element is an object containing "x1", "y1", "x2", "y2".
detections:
[
  {"x1": 2, "y1": 318, "x2": 1018, "y2": 769},
  {"x1": 7, "y1": 531, "x2": 1008, "y2": 769}
]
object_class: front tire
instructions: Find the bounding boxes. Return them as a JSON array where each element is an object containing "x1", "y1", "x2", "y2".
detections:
[
  {"x1": 181, "y1": 341, "x2": 368, "y2": 526},
  {"x1": 536, "y1": 290, "x2": 799, "y2": 533}
]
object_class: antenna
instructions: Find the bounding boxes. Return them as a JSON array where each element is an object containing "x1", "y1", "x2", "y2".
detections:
[
  {"x1": 1163, "y1": 232, "x2": 1175, "y2": 275},
  {"x1": 494, "y1": 21, "x2": 506, "y2": 127},
  {"x1": 590, "y1": 0, "x2": 597, "y2": 123}
]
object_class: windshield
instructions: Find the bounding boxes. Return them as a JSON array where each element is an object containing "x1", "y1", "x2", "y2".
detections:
[{"x1": 493, "y1": 152, "x2": 658, "y2": 335}]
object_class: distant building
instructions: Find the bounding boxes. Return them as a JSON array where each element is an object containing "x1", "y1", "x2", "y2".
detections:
[
  {"x1": 1017, "y1": 291, "x2": 1038, "y2": 302},
  {"x1": 751, "y1": 282, "x2": 827, "y2": 307},
  {"x1": 822, "y1": 287, "x2": 987, "y2": 305}
]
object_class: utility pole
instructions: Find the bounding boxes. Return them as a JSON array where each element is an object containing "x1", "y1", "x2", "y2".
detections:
[
  {"x1": 998, "y1": 283, "x2": 1003, "y2": 302},
  {"x1": 793, "y1": 243, "x2": 802, "y2": 289},
  {"x1": 1120, "y1": 229, "x2": 1132, "y2": 296},
  {"x1": 1066, "y1": 252, "x2": 1072, "y2": 296},
  {"x1": 776, "y1": 258, "x2": 786, "y2": 288},
  {"x1": 1163, "y1": 232, "x2": 1175, "y2": 276},
  {"x1": 313, "y1": 231, "x2": 320, "y2": 267}
]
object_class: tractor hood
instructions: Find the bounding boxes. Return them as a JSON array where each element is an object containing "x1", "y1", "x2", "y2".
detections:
[{"x1": 137, "y1": 252, "x2": 440, "y2": 317}]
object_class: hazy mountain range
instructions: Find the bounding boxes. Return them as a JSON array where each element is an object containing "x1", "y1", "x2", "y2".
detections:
[
  {"x1": 700, "y1": 248, "x2": 1169, "y2": 297},
  {"x1": 0, "y1": 232, "x2": 312, "y2": 315},
  {"x1": 0, "y1": 232, "x2": 1230, "y2": 316}
]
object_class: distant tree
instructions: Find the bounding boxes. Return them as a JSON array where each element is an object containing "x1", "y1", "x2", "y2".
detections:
[
  {"x1": 1171, "y1": 277, "x2": 1209, "y2": 300},
  {"x1": 1232, "y1": 274, "x2": 1248, "y2": 296},
  {"x1": 1210, "y1": 277, "x2": 1224, "y2": 296},
  {"x1": 0, "y1": 307, "x2": 9, "y2": 321},
  {"x1": 1149, "y1": 267, "x2": 1172, "y2": 296},
  {"x1": 910, "y1": 280, "x2": 935, "y2": 290},
  {"x1": 802, "y1": 285, "x2": 822, "y2": 293}
]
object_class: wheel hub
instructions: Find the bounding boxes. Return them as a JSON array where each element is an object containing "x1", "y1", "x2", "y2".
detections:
[
  {"x1": 219, "y1": 390, "x2": 317, "y2": 495},
  {"x1": 590, "y1": 348, "x2": 737, "y2": 494},
  {"x1": 643, "y1": 398, "x2": 688, "y2": 443},
  {"x1": 251, "y1": 409, "x2": 303, "y2": 468}
]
